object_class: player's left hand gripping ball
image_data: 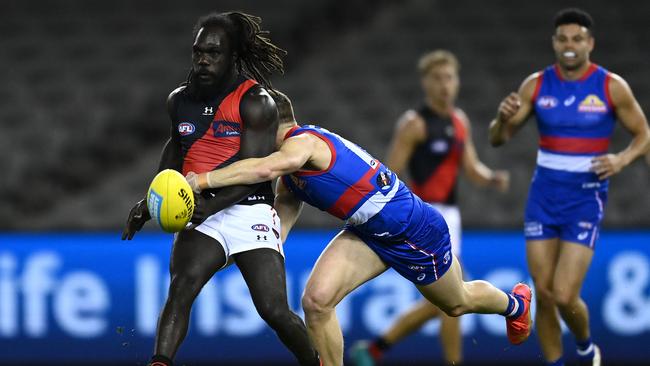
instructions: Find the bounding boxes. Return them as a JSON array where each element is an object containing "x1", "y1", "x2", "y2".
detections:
[{"x1": 147, "y1": 169, "x2": 195, "y2": 232}]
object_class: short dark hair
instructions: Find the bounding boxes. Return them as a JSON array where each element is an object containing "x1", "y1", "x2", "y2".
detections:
[
  {"x1": 554, "y1": 8, "x2": 594, "y2": 33},
  {"x1": 187, "y1": 11, "x2": 286, "y2": 89}
]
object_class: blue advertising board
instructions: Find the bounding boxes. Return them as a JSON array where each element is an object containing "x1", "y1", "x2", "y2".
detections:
[{"x1": 0, "y1": 230, "x2": 648, "y2": 364}]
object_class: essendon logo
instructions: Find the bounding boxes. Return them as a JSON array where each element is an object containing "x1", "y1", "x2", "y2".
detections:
[
  {"x1": 251, "y1": 224, "x2": 270, "y2": 232},
  {"x1": 213, "y1": 120, "x2": 241, "y2": 137}
]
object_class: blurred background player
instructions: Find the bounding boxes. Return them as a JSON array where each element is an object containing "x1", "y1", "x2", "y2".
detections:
[
  {"x1": 187, "y1": 91, "x2": 533, "y2": 366},
  {"x1": 121, "y1": 12, "x2": 320, "y2": 366},
  {"x1": 489, "y1": 8, "x2": 650, "y2": 366},
  {"x1": 350, "y1": 50, "x2": 509, "y2": 366}
]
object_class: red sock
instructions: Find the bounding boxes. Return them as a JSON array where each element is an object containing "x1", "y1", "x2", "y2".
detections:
[
  {"x1": 149, "y1": 354, "x2": 173, "y2": 366},
  {"x1": 368, "y1": 342, "x2": 384, "y2": 361}
]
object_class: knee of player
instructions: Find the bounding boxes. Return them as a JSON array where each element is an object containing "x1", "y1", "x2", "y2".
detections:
[
  {"x1": 533, "y1": 286, "x2": 554, "y2": 306},
  {"x1": 169, "y1": 272, "x2": 204, "y2": 298},
  {"x1": 440, "y1": 303, "x2": 468, "y2": 318},
  {"x1": 255, "y1": 299, "x2": 292, "y2": 324},
  {"x1": 301, "y1": 289, "x2": 335, "y2": 316},
  {"x1": 551, "y1": 287, "x2": 578, "y2": 308}
]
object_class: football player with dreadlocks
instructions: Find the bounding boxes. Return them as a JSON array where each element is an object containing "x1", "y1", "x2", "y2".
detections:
[{"x1": 121, "y1": 11, "x2": 320, "y2": 366}]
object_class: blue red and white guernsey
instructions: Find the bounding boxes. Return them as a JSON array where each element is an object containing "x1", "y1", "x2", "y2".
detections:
[
  {"x1": 281, "y1": 125, "x2": 453, "y2": 285},
  {"x1": 170, "y1": 76, "x2": 273, "y2": 205},
  {"x1": 526, "y1": 63, "x2": 615, "y2": 248}
]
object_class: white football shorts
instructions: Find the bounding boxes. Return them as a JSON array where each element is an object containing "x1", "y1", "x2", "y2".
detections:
[{"x1": 194, "y1": 204, "x2": 283, "y2": 263}]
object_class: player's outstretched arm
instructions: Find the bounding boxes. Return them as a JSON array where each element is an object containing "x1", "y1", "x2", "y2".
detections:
[
  {"x1": 591, "y1": 74, "x2": 650, "y2": 179},
  {"x1": 274, "y1": 178, "x2": 303, "y2": 243},
  {"x1": 190, "y1": 87, "x2": 280, "y2": 221},
  {"x1": 489, "y1": 73, "x2": 538, "y2": 146},
  {"x1": 458, "y1": 109, "x2": 510, "y2": 192},
  {"x1": 187, "y1": 135, "x2": 314, "y2": 191}
]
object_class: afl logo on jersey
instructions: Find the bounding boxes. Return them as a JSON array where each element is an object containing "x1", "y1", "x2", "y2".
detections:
[
  {"x1": 430, "y1": 139, "x2": 449, "y2": 153},
  {"x1": 178, "y1": 122, "x2": 195, "y2": 136},
  {"x1": 537, "y1": 96, "x2": 558, "y2": 109},
  {"x1": 251, "y1": 224, "x2": 270, "y2": 232}
]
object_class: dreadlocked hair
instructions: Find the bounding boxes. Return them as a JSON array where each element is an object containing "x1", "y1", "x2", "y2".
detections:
[{"x1": 185, "y1": 11, "x2": 286, "y2": 89}]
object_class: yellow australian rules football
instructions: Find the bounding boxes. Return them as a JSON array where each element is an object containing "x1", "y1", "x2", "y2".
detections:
[{"x1": 147, "y1": 169, "x2": 195, "y2": 232}]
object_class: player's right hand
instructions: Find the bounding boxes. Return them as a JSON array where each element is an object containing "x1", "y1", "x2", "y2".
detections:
[
  {"x1": 497, "y1": 92, "x2": 521, "y2": 123},
  {"x1": 121, "y1": 198, "x2": 151, "y2": 240}
]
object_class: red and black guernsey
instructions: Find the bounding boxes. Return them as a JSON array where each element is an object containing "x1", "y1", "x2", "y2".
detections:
[
  {"x1": 408, "y1": 105, "x2": 467, "y2": 205},
  {"x1": 170, "y1": 76, "x2": 273, "y2": 205}
]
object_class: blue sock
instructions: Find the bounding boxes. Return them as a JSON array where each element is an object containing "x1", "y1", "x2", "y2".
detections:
[
  {"x1": 576, "y1": 337, "x2": 595, "y2": 359},
  {"x1": 500, "y1": 291, "x2": 524, "y2": 318},
  {"x1": 547, "y1": 356, "x2": 564, "y2": 366}
]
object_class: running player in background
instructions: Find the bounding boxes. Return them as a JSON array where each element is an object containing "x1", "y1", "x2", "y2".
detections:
[
  {"x1": 121, "y1": 12, "x2": 319, "y2": 366},
  {"x1": 350, "y1": 50, "x2": 509, "y2": 366},
  {"x1": 187, "y1": 91, "x2": 532, "y2": 366},
  {"x1": 489, "y1": 8, "x2": 650, "y2": 366}
]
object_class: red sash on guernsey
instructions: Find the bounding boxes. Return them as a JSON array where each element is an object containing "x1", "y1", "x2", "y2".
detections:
[
  {"x1": 410, "y1": 112, "x2": 466, "y2": 203},
  {"x1": 182, "y1": 79, "x2": 257, "y2": 175}
]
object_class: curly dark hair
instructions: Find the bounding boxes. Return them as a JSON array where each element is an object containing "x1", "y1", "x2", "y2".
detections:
[
  {"x1": 186, "y1": 11, "x2": 287, "y2": 89},
  {"x1": 554, "y1": 8, "x2": 594, "y2": 34}
]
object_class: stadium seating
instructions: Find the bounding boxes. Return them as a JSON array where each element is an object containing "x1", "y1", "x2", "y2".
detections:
[{"x1": 2, "y1": 0, "x2": 648, "y2": 230}]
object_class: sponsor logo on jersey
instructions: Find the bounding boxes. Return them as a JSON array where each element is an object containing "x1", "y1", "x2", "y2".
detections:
[
  {"x1": 417, "y1": 273, "x2": 427, "y2": 281},
  {"x1": 445, "y1": 125, "x2": 455, "y2": 137},
  {"x1": 251, "y1": 224, "x2": 270, "y2": 232},
  {"x1": 578, "y1": 231, "x2": 590, "y2": 241},
  {"x1": 564, "y1": 95, "x2": 576, "y2": 106},
  {"x1": 538, "y1": 96, "x2": 558, "y2": 109},
  {"x1": 443, "y1": 250, "x2": 451, "y2": 265},
  {"x1": 578, "y1": 94, "x2": 608, "y2": 113},
  {"x1": 213, "y1": 120, "x2": 241, "y2": 137},
  {"x1": 578, "y1": 221, "x2": 594, "y2": 229},
  {"x1": 202, "y1": 106, "x2": 214, "y2": 116},
  {"x1": 178, "y1": 122, "x2": 195, "y2": 136},
  {"x1": 582, "y1": 182, "x2": 602, "y2": 189}
]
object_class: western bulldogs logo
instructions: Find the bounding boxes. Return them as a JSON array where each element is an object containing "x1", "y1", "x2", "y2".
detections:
[
  {"x1": 213, "y1": 120, "x2": 241, "y2": 137},
  {"x1": 537, "y1": 96, "x2": 558, "y2": 109},
  {"x1": 178, "y1": 122, "x2": 195, "y2": 136},
  {"x1": 251, "y1": 224, "x2": 270, "y2": 232},
  {"x1": 376, "y1": 170, "x2": 392, "y2": 190},
  {"x1": 578, "y1": 94, "x2": 608, "y2": 113}
]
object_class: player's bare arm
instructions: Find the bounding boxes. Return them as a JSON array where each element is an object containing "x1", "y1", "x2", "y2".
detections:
[
  {"x1": 188, "y1": 134, "x2": 317, "y2": 191},
  {"x1": 190, "y1": 86, "x2": 280, "y2": 221},
  {"x1": 591, "y1": 74, "x2": 650, "y2": 179},
  {"x1": 385, "y1": 110, "x2": 426, "y2": 176},
  {"x1": 121, "y1": 89, "x2": 184, "y2": 240},
  {"x1": 489, "y1": 72, "x2": 539, "y2": 146},
  {"x1": 456, "y1": 109, "x2": 509, "y2": 192},
  {"x1": 274, "y1": 178, "x2": 304, "y2": 243}
]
